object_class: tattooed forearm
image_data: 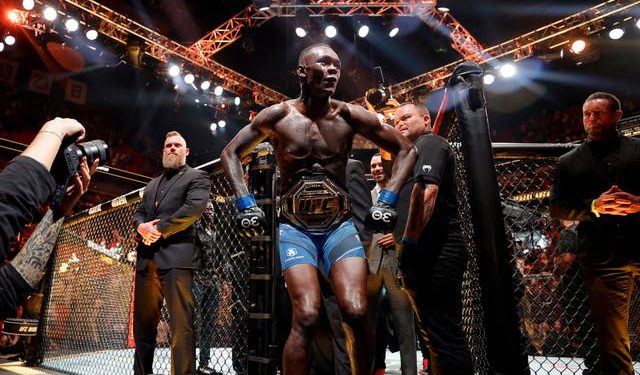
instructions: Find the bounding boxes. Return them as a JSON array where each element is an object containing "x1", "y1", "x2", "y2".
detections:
[{"x1": 10, "y1": 210, "x2": 64, "y2": 288}]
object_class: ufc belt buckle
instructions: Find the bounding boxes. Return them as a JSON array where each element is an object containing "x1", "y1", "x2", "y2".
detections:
[{"x1": 281, "y1": 173, "x2": 351, "y2": 232}]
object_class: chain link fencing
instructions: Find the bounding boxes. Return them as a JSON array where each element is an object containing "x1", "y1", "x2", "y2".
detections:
[
  {"x1": 441, "y1": 119, "x2": 491, "y2": 375},
  {"x1": 23, "y1": 140, "x2": 640, "y2": 375},
  {"x1": 496, "y1": 153, "x2": 640, "y2": 374},
  {"x1": 33, "y1": 165, "x2": 251, "y2": 375}
]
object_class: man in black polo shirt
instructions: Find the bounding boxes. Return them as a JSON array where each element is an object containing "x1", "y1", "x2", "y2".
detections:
[{"x1": 394, "y1": 102, "x2": 473, "y2": 375}]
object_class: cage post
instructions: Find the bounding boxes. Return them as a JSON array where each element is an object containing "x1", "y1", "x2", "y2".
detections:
[
  {"x1": 450, "y1": 61, "x2": 530, "y2": 375},
  {"x1": 245, "y1": 144, "x2": 279, "y2": 374}
]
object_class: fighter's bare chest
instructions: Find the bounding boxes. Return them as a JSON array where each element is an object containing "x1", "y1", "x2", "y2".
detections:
[{"x1": 273, "y1": 116, "x2": 353, "y2": 158}]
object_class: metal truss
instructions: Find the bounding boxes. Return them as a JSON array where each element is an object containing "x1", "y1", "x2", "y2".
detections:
[
  {"x1": 188, "y1": 5, "x2": 275, "y2": 61},
  {"x1": 15, "y1": 0, "x2": 290, "y2": 105},
  {"x1": 268, "y1": 0, "x2": 435, "y2": 17},
  {"x1": 185, "y1": 0, "x2": 485, "y2": 101},
  {"x1": 354, "y1": 0, "x2": 640, "y2": 105},
  {"x1": 186, "y1": 1, "x2": 440, "y2": 59},
  {"x1": 417, "y1": 8, "x2": 485, "y2": 62},
  {"x1": 270, "y1": 1, "x2": 486, "y2": 61}
]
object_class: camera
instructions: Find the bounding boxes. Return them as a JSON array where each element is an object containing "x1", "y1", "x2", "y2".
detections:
[{"x1": 52, "y1": 137, "x2": 110, "y2": 186}]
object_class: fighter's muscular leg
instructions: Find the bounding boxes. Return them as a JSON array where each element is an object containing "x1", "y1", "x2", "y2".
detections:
[
  {"x1": 330, "y1": 257, "x2": 373, "y2": 375},
  {"x1": 283, "y1": 264, "x2": 321, "y2": 375}
]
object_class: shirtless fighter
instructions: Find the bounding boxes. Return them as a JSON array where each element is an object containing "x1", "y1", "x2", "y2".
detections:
[{"x1": 221, "y1": 44, "x2": 416, "y2": 375}]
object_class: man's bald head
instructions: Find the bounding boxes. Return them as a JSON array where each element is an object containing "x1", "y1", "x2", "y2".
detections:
[{"x1": 298, "y1": 43, "x2": 334, "y2": 65}]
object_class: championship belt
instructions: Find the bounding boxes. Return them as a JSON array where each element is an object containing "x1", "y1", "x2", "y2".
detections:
[{"x1": 281, "y1": 169, "x2": 351, "y2": 232}]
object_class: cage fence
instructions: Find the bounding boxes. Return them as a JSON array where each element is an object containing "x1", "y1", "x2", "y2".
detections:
[
  {"x1": 34, "y1": 167, "x2": 251, "y2": 375},
  {"x1": 496, "y1": 156, "x2": 640, "y2": 374},
  {"x1": 442, "y1": 119, "x2": 491, "y2": 375},
  {"x1": 26, "y1": 143, "x2": 640, "y2": 375}
]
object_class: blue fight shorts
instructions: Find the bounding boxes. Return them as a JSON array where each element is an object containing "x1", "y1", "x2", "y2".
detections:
[{"x1": 279, "y1": 219, "x2": 365, "y2": 275}]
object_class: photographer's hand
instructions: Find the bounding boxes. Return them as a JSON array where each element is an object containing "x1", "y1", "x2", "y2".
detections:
[
  {"x1": 52, "y1": 157, "x2": 99, "y2": 220},
  {"x1": 22, "y1": 118, "x2": 86, "y2": 171}
]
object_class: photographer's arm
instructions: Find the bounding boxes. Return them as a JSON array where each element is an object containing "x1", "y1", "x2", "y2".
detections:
[
  {"x1": 22, "y1": 118, "x2": 86, "y2": 171},
  {"x1": 7, "y1": 158, "x2": 95, "y2": 289},
  {"x1": 0, "y1": 160, "x2": 94, "y2": 320},
  {"x1": 0, "y1": 118, "x2": 86, "y2": 261}
]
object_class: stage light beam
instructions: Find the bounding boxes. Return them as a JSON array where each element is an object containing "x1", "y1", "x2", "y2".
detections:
[
  {"x1": 358, "y1": 25, "x2": 369, "y2": 38},
  {"x1": 22, "y1": 0, "x2": 35, "y2": 10},
  {"x1": 65, "y1": 18, "x2": 79, "y2": 32},
  {"x1": 499, "y1": 63, "x2": 517, "y2": 78},
  {"x1": 86, "y1": 29, "x2": 98, "y2": 40},
  {"x1": 570, "y1": 39, "x2": 587, "y2": 54},
  {"x1": 608, "y1": 27, "x2": 624, "y2": 40},
  {"x1": 4, "y1": 35, "x2": 15, "y2": 46},
  {"x1": 43, "y1": 6, "x2": 57, "y2": 21},
  {"x1": 168, "y1": 64, "x2": 180, "y2": 77},
  {"x1": 483, "y1": 73, "x2": 495, "y2": 85},
  {"x1": 325, "y1": 25, "x2": 337, "y2": 38},
  {"x1": 295, "y1": 27, "x2": 307, "y2": 38}
]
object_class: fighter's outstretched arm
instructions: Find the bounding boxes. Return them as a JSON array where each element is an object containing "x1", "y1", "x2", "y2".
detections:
[
  {"x1": 349, "y1": 104, "x2": 416, "y2": 193},
  {"x1": 220, "y1": 103, "x2": 288, "y2": 197}
]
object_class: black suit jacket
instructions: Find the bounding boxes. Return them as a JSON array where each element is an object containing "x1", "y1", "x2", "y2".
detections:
[
  {"x1": 132, "y1": 165, "x2": 211, "y2": 270},
  {"x1": 550, "y1": 136, "x2": 640, "y2": 266},
  {"x1": 346, "y1": 158, "x2": 372, "y2": 245}
]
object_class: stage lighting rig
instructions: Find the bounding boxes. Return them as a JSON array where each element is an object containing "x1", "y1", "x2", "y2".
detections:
[{"x1": 365, "y1": 66, "x2": 398, "y2": 114}]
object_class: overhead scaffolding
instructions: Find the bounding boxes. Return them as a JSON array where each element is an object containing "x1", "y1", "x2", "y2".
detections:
[
  {"x1": 11, "y1": 0, "x2": 640, "y2": 108},
  {"x1": 354, "y1": 0, "x2": 640, "y2": 105},
  {"x1": 15, "y1": 0, "x2": 290, "y2": 106}
]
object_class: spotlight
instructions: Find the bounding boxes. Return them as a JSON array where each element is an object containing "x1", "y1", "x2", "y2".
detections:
[
  {"x1": 85, "y1": 29, "x2": 98, "y2": 40},
  {"x1": 234, "y1": 96, "x2": 241, "y2": 106},
  {"x1": 498, "y1": 63, "x2": 516, "y2": 78},
  {"x1": 569, "y1": 39, "x2": 587, "y2": 54},
  {"x1": 608, "y1": 27, "x2": 624, "y2": 40},
  {"x1": 0, "y1": 42, "x2": 4, "y2": 52},
  {"x1": 43, "y1": 6, "x2": 57, "y2": 21},
  {"x1": 214, "y1": 85, "x2": 223, "y2": 96},
  {"x1": 389, "y1": 27, "x2": 399, "y2": 38},
  {"x1": 210, "y1": 123, "x2": 217, "y2": 131},
  {"x1": 483, "y1": 73, "x2": 495, "y2": 85},
  {"x1": 184, "y1": 73, "x2": 195, "y2": 84},
  {"x1": 218, "y1": 120, "x2": 226, "y2": 128},
  {"x1": 168, "y1": 64, "x2": 180, "y2": 77},
  {"x1": 358, "y1": 25, "x2": 369, "y2": 38},
  {"x1": 295, "y1": 27, "x2": 307, "y2": 38},
  {"x1": 325, "y1": 25, "x2": 337, "y2": 38},
  {"x1": 4, "y1": 35, "x2": 15, "y2": 46},
  {"x1": 636, "y1": 18, "x2": 640, "y2": 29},
  {"x1": 200, "y1": 80, "x2": 211, "y2": 90},
  {"x1": 436, "y1": 0, "x2": 451, "y2": 13},
  {"x1": 195, "y1": 98, "x2": 200, "y2": 104},
  {"x1": 22, "y1": 0, "x2": 34, "y2": 10},
  {"x1": 8, "y1": 10, "x2": 19, "y2": 23},
  {"x1": 254, "y1": 0, "x2": 272, "y2": 11},
  {"x1": 65, "y1": 18, "x2": 79, "y2": 32}
]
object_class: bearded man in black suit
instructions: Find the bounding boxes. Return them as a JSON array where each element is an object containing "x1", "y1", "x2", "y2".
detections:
[{"x1": 132, "y1": 130, "x2": 211, "y2": 375}]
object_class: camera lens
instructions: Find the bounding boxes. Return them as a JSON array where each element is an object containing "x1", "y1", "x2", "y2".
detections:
[{"x1": 78, "y1": 140, "x2": 110, "y2": 166}]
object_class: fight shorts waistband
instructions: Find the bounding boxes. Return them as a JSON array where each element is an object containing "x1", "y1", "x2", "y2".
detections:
[{"x1": 280, "y1": 167, "x2": 351, "y2": 233}]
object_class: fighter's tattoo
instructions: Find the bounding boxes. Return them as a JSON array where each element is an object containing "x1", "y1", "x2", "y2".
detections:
[{"x1": 11, "y1": 210, "x2": 64, "y2": 288}]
